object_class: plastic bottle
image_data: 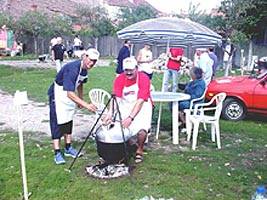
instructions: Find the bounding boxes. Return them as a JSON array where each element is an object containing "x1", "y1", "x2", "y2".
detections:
[{"x1": 251, "y1": 185, "x2": 267, "y2": 200}]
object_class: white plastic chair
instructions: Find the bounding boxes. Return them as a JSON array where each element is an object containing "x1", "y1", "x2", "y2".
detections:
[
  {"x1": 89, "y1": 88, "x2": 111, "y2": 116},
  {"x1": 184, "y1": 87, "x2": 208, "y2": 140},
  {"x1": 186, "y1": 92, "x2": 226, "y2": 150}
]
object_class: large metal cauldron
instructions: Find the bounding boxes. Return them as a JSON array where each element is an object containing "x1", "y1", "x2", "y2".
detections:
[{"x1": 95, "y1": 123, "x2": 136, "y2": 164}]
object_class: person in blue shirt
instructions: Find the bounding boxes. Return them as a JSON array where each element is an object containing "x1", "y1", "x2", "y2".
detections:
[
  {"x1": 208, "y1": 47, "x2": 218, "y2": 77},
  {"x1": 116, "y1": 40, "x2": 131, "y2": 75},
  {"x1": 48, "y1": 48, "x2": 99, "y2": 165},
  {"x1": 179, "y1": 67, "x2": 206, "y2": 126}
]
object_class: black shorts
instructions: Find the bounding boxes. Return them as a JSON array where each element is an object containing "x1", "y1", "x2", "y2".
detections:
[{"x1": 58, "y1": 121, "x2": 73, "y2": 135}]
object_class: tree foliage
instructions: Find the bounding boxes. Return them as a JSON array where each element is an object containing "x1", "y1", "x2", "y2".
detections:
[
  {"x1": 16, "y1": 11, "x2": 50, "y2": 37},
  {"x1": 117, "y1": 5, "x2": 158, "y2": 29},
  {"x1": 187, "y1": 2, "x2": 205, "y2": 23},
  {"x1": 75, "y1": 5, "x2": 115, "y2": 37},
  {"x1": 187, "y1": 3, "x2": 227, "y2": 38},
  {"x1": 219, "y1": 0, "x2": 267, "y2": 42},
  {"x1": 50, "y1": 15, "x2": 73, "y2": 36},
  {"x1": 0, "y1": 12, "x2": 14, "y2": 29}
]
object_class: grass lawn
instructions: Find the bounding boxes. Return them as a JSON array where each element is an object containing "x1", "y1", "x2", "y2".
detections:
[
  {"x1": 0, "y1": 65, "x2": 266, "y2": 200},
  {"x1": 0, "y1": 54, "x2": 37, "y2": 61}
]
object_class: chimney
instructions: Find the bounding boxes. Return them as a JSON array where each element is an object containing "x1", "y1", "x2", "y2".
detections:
[{"x1": 31, "y1": 4, "x2": 37, "y2": 11}]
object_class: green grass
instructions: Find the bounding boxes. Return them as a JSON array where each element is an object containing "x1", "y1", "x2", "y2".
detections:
[
  {"x1": 0, "y1": 126, "x2": 266, "y2": 200},
  {"x1": 0, "y1": 65, "x2": 115, "y2": 102},
  {"x1": 0, "y1": 64, "x2": 163, "y2": 103},
  {"x1": 0, "y1": 54, "x2": 37, "y2": 61},
  {"x1": 0, "y1": 65, "x2": 266, "y2": 200}
]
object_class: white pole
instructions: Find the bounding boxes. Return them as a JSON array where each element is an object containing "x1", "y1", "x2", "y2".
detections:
[
  {"x1": 130, "y1": 43, "x2": 134, "y2": 56},
  {"x1": 14, "y1": 91, "x2": 29, "y2": 200},
  {"x1": 16, "y1": 105, "x2": 29, "y2": 200},
  {"x1": 156, "y1": 37, "x2": 170, "y2": 139},
  {"x1": 155, "y1": 102, "x2": 162, "y2": 139},
  {"x1": 161, "y1": 37, "x2": 170, "y2": 92}
]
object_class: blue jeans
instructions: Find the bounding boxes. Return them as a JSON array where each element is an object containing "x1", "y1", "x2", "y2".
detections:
[{"x1": 163, "y1": 69, "x2": 180, "y2": 92}]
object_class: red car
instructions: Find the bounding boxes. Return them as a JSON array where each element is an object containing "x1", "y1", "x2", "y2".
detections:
[{"x1": 206, "y1": 71, "x2": 267, "y2": 121}]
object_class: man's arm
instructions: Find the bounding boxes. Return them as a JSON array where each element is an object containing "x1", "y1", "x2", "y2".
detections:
[
  {"x1": 51, "y1": 49, "x2": 55, "y2": 61},
  {"x1": 137, "y1": 50, "x2": 142, "y2": 63},
  {"x1": 77, "y1": 84, "x2": 83, "y2": 108},
  {"x1": 67, "y1": 90, "x2": 96, "y2": 112},
  {"x1": 77, "y1": 84, "x2": 83, "y2": 99},
  {"x1": 169, "y1": 53, "x2": 182, "y2": 61},
  {"x1": 122, "y1": 98, "x2": 144, "y2": 128},
  {"x1": 129, "y1": 98, "x2": 144, "y2": 119}
]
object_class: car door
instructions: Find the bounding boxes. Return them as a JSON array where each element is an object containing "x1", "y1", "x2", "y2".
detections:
[{"x1": 252, "y1": 75, "x2": 267, "y2": 110}]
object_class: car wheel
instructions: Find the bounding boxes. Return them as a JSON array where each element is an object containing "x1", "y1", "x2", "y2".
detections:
[{"x1": 222, "y1": 98, "x2": 246, "y2": 121}]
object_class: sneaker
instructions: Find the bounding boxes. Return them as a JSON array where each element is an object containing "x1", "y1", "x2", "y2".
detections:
[
  {"x1": 54, "y1": 152, "x2": 66, "y2": 165},
  {"x1": 64, "y1": 146, "x2": 81, "y2": 158},
  {"x1": 181, "y1": 128, "x2": 187, "y2": 134}
]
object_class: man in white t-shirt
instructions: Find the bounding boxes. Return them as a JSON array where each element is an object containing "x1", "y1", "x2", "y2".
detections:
[
  {"x1": 73, "y1": 35, "x2": 82, "y2": 51},
  {"x1": 50, "y1": 37, "x2": 57, "y2": 47},
  {"x1": 137, "y1": 44, "x2": 153, "y2": 79},
  {"x1": 196, "y1": 48, "x2": 214, "y2": 85}
]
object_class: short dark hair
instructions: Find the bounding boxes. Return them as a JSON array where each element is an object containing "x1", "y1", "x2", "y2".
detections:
[
  {"x1": 208, "y1": 47, "x2": 214, "y2": 52},
  {"x1": 191, "y1": 67, "x2": 203, "y2": 80},
  {"x1": 124, "y1": 40, "x2": 130, "y2": 44}
]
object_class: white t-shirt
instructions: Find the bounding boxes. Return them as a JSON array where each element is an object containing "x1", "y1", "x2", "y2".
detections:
[
  {"x1": 73, "y1": 37, "x2": 82, "y2": 46},
  {"x1": 138, "y1": 48, "x2": 153, "y2": 74},
  {"x1": 50, "y1": 38, "x2": 57, "y2": 47},
  {"x1": 197, "y1": 52, "x2": 214, "y2": 85},
  {"x1": 223, "y1": 44, "x2": 231, "y2": 62}
]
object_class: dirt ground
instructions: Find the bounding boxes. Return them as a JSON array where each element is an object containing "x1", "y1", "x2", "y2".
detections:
[
  {"x1": 0, "y1": 59, "x2": 185, "y2": 151},
  {"x1": 0, "y1": 58, "x2": 111, "y2": 69},
  {"x1": 0, "y1": 90, "x2": 97, "y2": 141},
  {"x1": 0, "y1": 58, "x2": 112, "y2": 141}
]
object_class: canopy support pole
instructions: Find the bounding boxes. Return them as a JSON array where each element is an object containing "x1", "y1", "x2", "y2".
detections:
[{"x1": 156, "y1": 37, "x2": 170, "y2": 139}]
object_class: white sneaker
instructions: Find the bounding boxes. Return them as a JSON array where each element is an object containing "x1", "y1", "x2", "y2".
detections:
[{"x1": 181, "y1": 128, "x2": 187, "y2": 133}]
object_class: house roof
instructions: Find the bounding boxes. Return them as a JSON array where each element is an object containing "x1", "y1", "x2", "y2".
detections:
[
  {"x1": 106, "y1": 0, "x2": 135, "y2": 8},
  {"x1": 106, "y1": 0, "x2": 161, "y2": 13},
  {"x1": 1, "y1": 0, "x2": 98, "y2": 19},
  {"x1": 132, "y1": 0, "x2": 161, "y2": 13},
  {"x1": 1, "y1": 0, "x2": 163, "y2": 20}
]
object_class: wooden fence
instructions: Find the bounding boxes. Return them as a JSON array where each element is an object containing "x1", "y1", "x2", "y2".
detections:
[{"x1": 20, "y1": 35, "x2": 267, "y2": 68}]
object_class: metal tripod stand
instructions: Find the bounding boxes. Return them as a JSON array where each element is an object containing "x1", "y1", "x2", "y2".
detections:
[{"x1": 68, "y1": 94, "x2": 129, "y2": 171}]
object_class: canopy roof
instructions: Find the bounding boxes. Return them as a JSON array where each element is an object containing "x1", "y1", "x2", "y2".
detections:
[{"x1": 117, "y1": 17, "x2": 222, "y2": 48}]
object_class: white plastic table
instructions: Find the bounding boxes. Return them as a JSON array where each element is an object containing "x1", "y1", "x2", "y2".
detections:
[{"x1": 151, "y1": 91, "x2": 191, "y2": 144}]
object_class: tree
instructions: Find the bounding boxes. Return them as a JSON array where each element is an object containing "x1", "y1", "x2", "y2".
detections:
[
  {"x1": 117, "y1": 5, "x2": 158, "y2": 29},
  {"x1": 50, "y1": 15, "x2": 73, "y2": 36},
  {"x1": 74, "y1": 5, "x2": 115, "y2": 47},
  {"x1": 17, "y1": 11, "x2": 51, "y2": 54},
  {"x1": 186, "y1": 3, "x2": 227, "y2": 37},
  {"x1": 187, "y1": 2, "x2": 205, "y2": 23},
  {"x1": 0, "y1": 12, "x2": 14, "y2": 28},
  {"x1": 220, "y1": 0, "x2": 267, "y2": 66}
]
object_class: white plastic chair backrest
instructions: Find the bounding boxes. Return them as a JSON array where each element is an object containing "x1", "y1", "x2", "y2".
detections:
[
  {"x1": 189, "y1": 87, "x2": 208, "y2": 110},
  {"x1": 213, "y1": 93, "x2": 227, "y2": 119},
  {"x1": 89, "y1": 88, "x2": 111, "y2": 111},
  {"x1": 150, "y1": 84, "x2": 155, "y2": 92}
]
